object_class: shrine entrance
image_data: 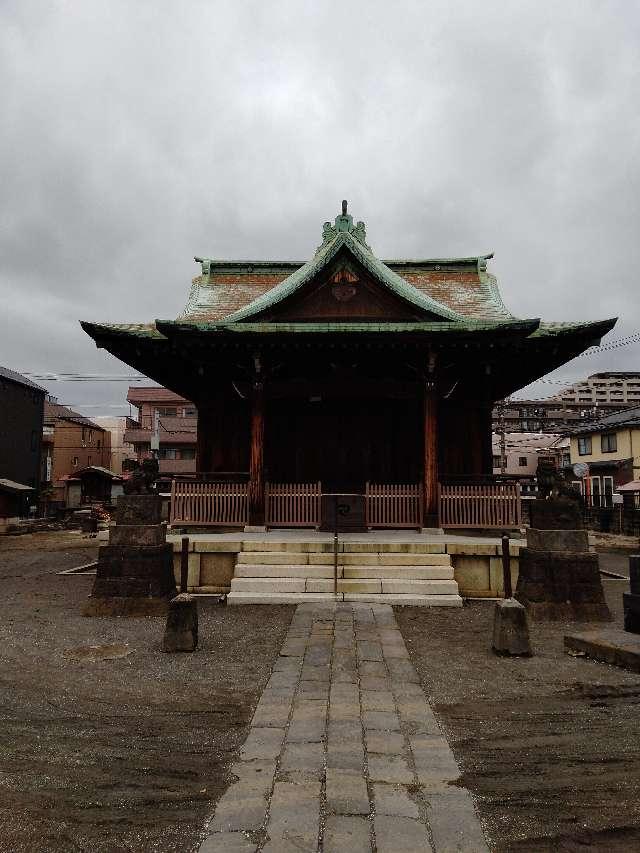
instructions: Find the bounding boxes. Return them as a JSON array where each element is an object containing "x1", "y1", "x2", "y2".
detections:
[{"x1": 264, "y1": 395, "x2": 422, "y2": 493}]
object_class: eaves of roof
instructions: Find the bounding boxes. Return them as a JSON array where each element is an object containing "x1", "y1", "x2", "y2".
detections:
[{"x1": 155, "y1": 319, "x2": 541, "y2": 336}]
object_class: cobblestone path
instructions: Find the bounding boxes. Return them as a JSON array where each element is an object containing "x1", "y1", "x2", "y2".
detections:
[{"x1": 199, "y1": 602, "x2": 488, "y2": 852}]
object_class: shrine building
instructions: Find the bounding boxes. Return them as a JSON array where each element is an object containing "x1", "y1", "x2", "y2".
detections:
[{"x1": 82, "y1": 203, "x2": 615, "y2": 533}]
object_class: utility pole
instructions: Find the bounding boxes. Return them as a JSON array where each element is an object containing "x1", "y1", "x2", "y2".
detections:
[
  {"x1": 497, "y1": 398, "x2": 508, "y2": 475},
  {"x1": 150, "y1": 409, "x2": 160, "y2": 459}
]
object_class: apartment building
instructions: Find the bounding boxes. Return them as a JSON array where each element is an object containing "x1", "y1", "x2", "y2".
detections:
[
  {"x1": 558, "y1": 372, "x2": 640, "y2": 407},
  {"x1": 124, "y1": 387, "x2": 197, "y2": 477}
]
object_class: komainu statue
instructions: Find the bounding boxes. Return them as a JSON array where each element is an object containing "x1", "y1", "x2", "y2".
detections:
[{"x1": 122, "y1": 457, "x2": 159, "y2": 494}]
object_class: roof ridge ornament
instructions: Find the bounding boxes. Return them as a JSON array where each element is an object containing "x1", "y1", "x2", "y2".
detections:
[{"x1": 317, "y1": 200, "x2": 370, "y2": 252}]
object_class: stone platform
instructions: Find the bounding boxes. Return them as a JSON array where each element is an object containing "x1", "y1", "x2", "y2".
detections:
[
  {"x1": 199, "y1": 602, "x2": 488, "y2": 852},
  {"x1": 564, "y1": 628, "x2": 640, "y2": 673},
  {"x1": 93, "y1": 530, "x2": 525, "y2": 602}
]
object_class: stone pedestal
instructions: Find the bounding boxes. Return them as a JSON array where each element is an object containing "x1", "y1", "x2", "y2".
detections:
[
  {"x1": 163, "y1": 594, "x2": 198, "y2": 652},
  {"x1": 84, "y1": 495, "x2": 176, "y2": 617},
  {"x1": 492, "y1": 598, "x2": 532, "y2": 656},
  {"x1": 623, "y1": 555, "x2": 640, "y2": 633},
  {"x1": 516, "y1": 499, "x2": 611, "y2": 622}
]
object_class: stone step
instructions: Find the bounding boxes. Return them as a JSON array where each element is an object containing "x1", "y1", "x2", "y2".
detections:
[
  {"x1": 226, "y1": 591, "x2": 463, "y2": 606},
  {"x1": 227, "y1": 591, "x2": 337, "y2": 605},
  {"x1": 343, "y1": 593, "x2": 463, "y2": 607},
  {"x1": 234, "y1": 564, "x2": 454, "y2": 580},
  {"x1": 235, "y1": 551, "x2": 452, "y2": 566},
  {"x1": 240, "y1": 540, "x2": 447, "y2": 554},
  {"x1": 342, "y1": 566, "x2": 454, "y2": 580},
  {"x1": 230, "y1": 577, "x2": 459, "y2": 596},
  {"x1": 235, "y1": 564, "x2": 336, "y2": 579},
  {"x1": 338, "y1": 579, "x2": 459, "y2": 595}
]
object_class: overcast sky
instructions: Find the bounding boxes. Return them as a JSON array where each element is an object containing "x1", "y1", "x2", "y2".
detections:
[{"x1": 1, "y1": 0, "x2": 639, "y2": 414}]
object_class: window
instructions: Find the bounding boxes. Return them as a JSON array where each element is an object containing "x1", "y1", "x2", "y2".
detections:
[
  {"x1": 601, "y1": 433, "x2": 617, "y2": 453},
  {"x1": 603, "y1": 476, "x2": 614, "y2": 507},
  {"x1": 156, "y1": 407, "x2": 177, "y2": 417},
  {"x1": 158, "y1": 447, "x2": 177, "y2": 459},
  {"x1": 184, "y1": 407, "x2": 197, "y2": 417},
  {"x1": 589, "y1": 476, "x2": 601, "y2": 507},
  {"x1": 88, "y1": 429, "x2": 93, "y2": 443},
  {"x1": 518, "y1": 456, "x2": 528, "y2": 466},
  {"x1": 578, "y1": 436, "x2": 592, "y2": 455},
  {"x1": 492, "y1": 455, "x2": 501, "y2": 468},
  {"x1": 181, "y1": 448, "x2": 196, "y2": 460},
  {"x1": 72, "y1": 456, "x2": 79, "y2": 466}
]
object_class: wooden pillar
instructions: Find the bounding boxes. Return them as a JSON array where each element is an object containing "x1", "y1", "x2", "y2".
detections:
[
  {"x1": 195, "y1": 405, "x2": 212, "y2": 475},
  {"x1": 248, "y1": 362, "x2": 265, "y2": 526},
  {"x1": 423, "y1": 366, "x2": 439, "y2": 528}
]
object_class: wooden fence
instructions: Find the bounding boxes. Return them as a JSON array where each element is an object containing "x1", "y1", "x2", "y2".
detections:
[
  {"x1": 266, "y1": 482, "x2": 322, "y2": 527},
  {"x1": 365, "y1": 482, "x2": 423, "y2": 529},
  {"x1": 170, "y1": 480, "x2": 248, "y2": 526},
  {"x1": 439, "y1": 482, "x2": 521, "y2": 528}
]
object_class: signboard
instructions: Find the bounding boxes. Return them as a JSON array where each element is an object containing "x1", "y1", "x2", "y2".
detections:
[{"x1": 572, "y1": 462, "x2": 589, "y2": 479}]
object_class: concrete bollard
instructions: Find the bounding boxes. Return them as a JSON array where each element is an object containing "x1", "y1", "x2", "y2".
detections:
[
  {"x1": 492, "y1": 598, "x2": 532, "y2": 657},
  {"x1": 163, "y1": 593, "x2": 198, "y2": 652}
]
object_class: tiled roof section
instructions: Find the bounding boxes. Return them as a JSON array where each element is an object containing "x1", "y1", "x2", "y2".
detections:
[
  {"x1": 0, "y1": 365, "x2": 46, "y2": 393},
  {"x1": 126, "y1": 386, "x2": 193, "y2": 405},
  {"x1": 570, "y1": 404, "x2": 640, "y2": 435},
  {"x1": 179, "y1": 273, "x2": 290, "y2": 321},
  {"x1": 44, "y1": 401, "x2": 106, "y2": 431},
  {"x1": 395, "y1": 268, "x2": 513, "y2": 321},
  {"x1": 179, "y1": 257, "x2": 510, "y2": 323}
]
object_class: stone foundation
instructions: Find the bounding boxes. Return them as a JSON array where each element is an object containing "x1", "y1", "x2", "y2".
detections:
[
  {"x1": 516, "y1": 509, "x2": 610, "y2": 621},
  {"x1": 84, "y1": 495, "x2": 176, "y2": 617}
]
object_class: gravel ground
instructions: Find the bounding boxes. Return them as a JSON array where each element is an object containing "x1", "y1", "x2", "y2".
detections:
[
  {"x1": 0, "y1": 532, "x2": 293, "y2": 853},
  {"x1": 396, "y1": 552, "x2": 640, "y2": 853}
]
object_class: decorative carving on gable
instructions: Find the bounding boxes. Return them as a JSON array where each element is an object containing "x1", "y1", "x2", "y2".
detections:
[{"x1": 330, "y1": 267, "x2": 359, "y2": 303}]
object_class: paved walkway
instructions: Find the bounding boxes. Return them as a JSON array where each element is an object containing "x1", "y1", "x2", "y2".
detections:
[{"x1": 199, "y1": 603, "x2": 488, "y2": 852}]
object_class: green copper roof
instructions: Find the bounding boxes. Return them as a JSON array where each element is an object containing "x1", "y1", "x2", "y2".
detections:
[
  {"x1": 225, "y1": 207, "x2": 465, "y2": 324},
  {"x1": 156, "y1": 319, "x2": 540, "y2": 336}
]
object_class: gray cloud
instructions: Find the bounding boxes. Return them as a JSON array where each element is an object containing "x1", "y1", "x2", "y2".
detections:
[{"x1": 1, "y1": 0, "x2": 639, "y2": 411}]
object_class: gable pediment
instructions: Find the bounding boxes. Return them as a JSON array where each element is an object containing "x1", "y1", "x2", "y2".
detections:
[
  {"x1": 255, "y1": 253, "x2": 433, "y2": 321},
  {"x1": 226, "y1": 204, "x2": 465, "y2": 324}
]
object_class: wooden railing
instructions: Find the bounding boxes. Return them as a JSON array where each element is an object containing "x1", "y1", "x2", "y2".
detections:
[
  {"x1": 170, "y1": 480, "x2": 248, "y2": 526},
  {"x1": 266, "y1": 482, "x2": 322, "y2": 528},
  {"x1": 439, "y1": 482, "x2": 521, "y2": 528},
  {"x1": 365, "y1": 482, "x2": 423, "y2": 529}
]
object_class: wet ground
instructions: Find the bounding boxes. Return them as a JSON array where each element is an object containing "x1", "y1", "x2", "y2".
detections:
[
  {"x1": 396, "y1": 552, "x2": 640, "y2": 853},
  {"x1": 0, "y1": 532, "x2": 293, "y2": 853}
]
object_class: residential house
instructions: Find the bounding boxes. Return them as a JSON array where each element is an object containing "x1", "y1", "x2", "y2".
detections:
[
  {"x1": 124, "y1": 387, "x2": 197, "y2": 480},
  {"x1": 568, "y1": 405, "x2": 640, "y2": 506},
  {"x1": 492, "y1": 432, "x2": 569, "y2": 496},
  {"x1": 0, "y1": 365, "x2": 46, "y2": 523},
  {"x1": 43, "y1": 401, "x2": 112, "y2": 507}
]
